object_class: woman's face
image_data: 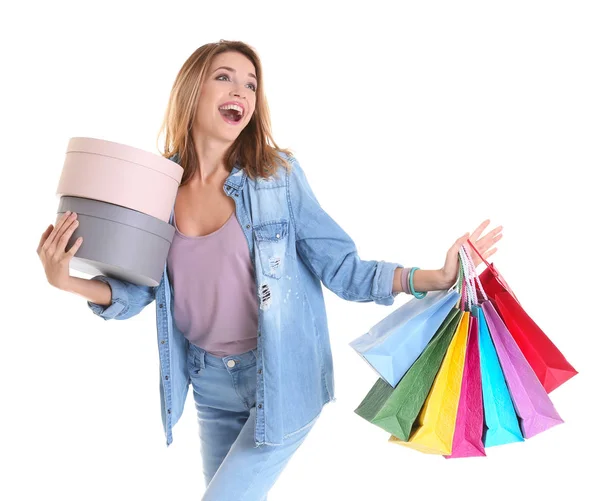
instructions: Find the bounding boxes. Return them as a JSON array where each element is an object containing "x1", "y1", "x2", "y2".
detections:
[{"x1": 193, "y1": 51, "x2": 258, "y2": 143}]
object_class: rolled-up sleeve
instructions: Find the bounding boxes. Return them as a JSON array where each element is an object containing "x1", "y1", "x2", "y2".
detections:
[
  {"x1": 286, "y1": 155, "x2": 401, "y2": 306},
  {"x1": 87, "y1": 275, "x2": 157, "y2": 320}
]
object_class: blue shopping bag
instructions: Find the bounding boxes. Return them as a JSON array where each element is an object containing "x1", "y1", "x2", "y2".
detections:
[
  {"x1": 350, "y1": 290, "x2": 460, "y2": 387},
  {"x1": 476, "y1": 305, "x2": 524, "y2": 447}
]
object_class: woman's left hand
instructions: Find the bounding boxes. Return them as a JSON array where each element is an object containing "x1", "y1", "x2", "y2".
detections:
[{"x1": 439, "y1": 219, "x2": 503, "y2": 288}]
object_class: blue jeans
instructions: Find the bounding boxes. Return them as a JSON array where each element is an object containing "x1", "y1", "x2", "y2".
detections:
[{"x1": 187, "y1": 342, "x2": 318, "y2": 500}]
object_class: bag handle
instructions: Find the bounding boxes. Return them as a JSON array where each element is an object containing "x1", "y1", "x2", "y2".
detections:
[
  {"x1": 467, "y1": 239, "x2": 498, "y2": 277},
  {"x1": 460, "y1": 262, "x2": 467, "y2": 311},
  {"x1": 459, "y1": 247, "x2": 478, "y2": 310},
  {"x1": 461, "y1": 244, "x2": 489, "y2": 303},
  {"x1": 455, "y1": 250, "x2": 473, "y2": 310},
  {"x1": 452, "y1": 244, "x2": 482, "y2": 310}
]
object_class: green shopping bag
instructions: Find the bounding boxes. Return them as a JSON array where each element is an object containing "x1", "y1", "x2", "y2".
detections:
[{"x1": 354, "y1": 308, "x2": 461, "y2": 440}]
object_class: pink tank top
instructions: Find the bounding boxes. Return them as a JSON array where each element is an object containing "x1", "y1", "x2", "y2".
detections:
[{"x1": 166, "y1": 210, "x2": 259, "y2": 357}]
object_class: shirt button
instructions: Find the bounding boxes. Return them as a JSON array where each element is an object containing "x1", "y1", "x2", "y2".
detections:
[
  {"x1": 276, "y1": 233, "x2": 280, "y2": 239},
  {"x1": 227, "y1": 360, "x2": 236, "y2": 368},
  {"x1": 258, "y1": 404, "x2": 263, "y2": 409},
  {"x1": 246, "y1": 224, "x2": 251, "y2": 229},
  {"x1": 258, "y1": 369, "x2": 262, "y2": 375},
  {"x1": 159, "y1": 304, "x2": 164, "y2": 308},
  {"x1": 161, "y1": 340, "x2": 165, "y2": 344}
]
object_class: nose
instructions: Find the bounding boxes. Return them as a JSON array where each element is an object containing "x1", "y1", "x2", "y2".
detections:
[{"x1": 230, "y1": 84, "x2": 248, "y2": 100}]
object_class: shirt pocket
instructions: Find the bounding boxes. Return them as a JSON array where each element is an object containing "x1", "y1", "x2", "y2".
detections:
[{"x1": 253, "y1": 220, "x2": 289, "y2": 280}]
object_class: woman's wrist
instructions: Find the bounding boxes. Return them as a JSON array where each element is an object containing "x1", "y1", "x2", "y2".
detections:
[
  {"x1": 411, "y1": 269, "x2": 447, "y2": 292},
  {"x1": 393, "y1": 267, "x2": 454, "y2": 294}
]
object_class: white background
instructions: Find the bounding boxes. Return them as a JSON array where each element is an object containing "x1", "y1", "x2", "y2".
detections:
[{"x1": 2, "y1": 1, "x2": 599, "y2": 500}]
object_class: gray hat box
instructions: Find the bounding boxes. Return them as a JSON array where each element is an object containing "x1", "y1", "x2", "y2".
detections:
[{"x1": 57, "y1": 196, "x2": 174, "y2": 287}]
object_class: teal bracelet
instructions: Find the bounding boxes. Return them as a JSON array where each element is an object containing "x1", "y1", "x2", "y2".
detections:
[{"x1": 408, "y1": 267, "x2": 427, "y2": 299}]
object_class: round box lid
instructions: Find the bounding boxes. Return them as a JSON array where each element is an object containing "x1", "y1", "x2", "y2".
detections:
[
  {"x1": 58, "y1": 196, "x2": 175, "y2": 243},
  {"x1": 66, "y1": 137, "x2": 183, "y2": 183}
]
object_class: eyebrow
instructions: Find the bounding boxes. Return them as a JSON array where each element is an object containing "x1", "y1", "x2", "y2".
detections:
[{"x1": 213, "y1": 66, "x2": 257, "y2": 82}]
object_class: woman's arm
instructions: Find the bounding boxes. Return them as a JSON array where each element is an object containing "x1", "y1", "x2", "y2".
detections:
[
  {"x1": 392, "y1": 221, "x2": 502, "y2": 294},
  {"x1": 66, "y1": 276, "x2": 112, "y2": 305},
  {"x1": 83, "y1": 275, "x2": 157, "y2": 321},
  {"x1": 37, "y1": 212, "x2": 158, "y2": 320},
  {"x1": 286, "y1": 155, "x2": 401, "y2": 306},
  {"x1": 286, "y1": 155, "x2": 502, "y2": 302}
]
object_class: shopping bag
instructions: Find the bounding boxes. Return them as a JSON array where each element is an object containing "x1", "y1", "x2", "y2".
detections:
[
  {"x1": 492, "y1": 291, "x2": 577, "y2": 393},
  {"x1": 472, "y1": 242, "x2": 577, "y2": 393},
  {"x1": 354, "y1": 308, "x2": 461, "y2": 440},
  {"x1": 350, "y1": 289, "x2": 460, "y2": 387},
  {"x1": 389, "y1": 311, "x2": 470, "y2": 455},
  {"x1": 444, "y1": 312, "x2": 486, "y2": 458},
  {"x1": 477, "y1": 305, "x2": 524, "y2": 447},
  {"x1": 478, "y1": 261, "x2": 520, "y2": 302},
  {"x1": 482, "y1": 301, "x2": 564, "y2": 438}
]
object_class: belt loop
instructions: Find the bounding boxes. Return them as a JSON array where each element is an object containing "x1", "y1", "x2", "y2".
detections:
[
  {"x1": 189, "y1": 343, "x2": 206, "y2": 370},
  {"x1": 198, "y1": 347, "x2": 206, "y2": 370}
]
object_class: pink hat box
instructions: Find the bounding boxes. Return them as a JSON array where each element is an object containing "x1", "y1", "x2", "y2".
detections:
[{"x1": 56, "y1": 137, "x2": 183, "y2": 222}]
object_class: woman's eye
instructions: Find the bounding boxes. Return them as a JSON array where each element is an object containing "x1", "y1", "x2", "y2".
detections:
[{"x1": 216, "y1": 74, "x2": 256, "y2": 92}]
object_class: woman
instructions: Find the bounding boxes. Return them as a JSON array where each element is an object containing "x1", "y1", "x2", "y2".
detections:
[{"x1": 37, "y1": 40, "x2": 502, "y2": 500}]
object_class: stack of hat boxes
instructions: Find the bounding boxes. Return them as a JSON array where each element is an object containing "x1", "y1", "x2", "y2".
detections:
[{"x1": 55, "y1": 137, "x2": 184, "y2": 286}]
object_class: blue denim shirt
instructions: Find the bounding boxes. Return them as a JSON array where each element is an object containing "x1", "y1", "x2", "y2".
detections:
[{"x1": 87, "y1": 153, "x2": 402, "y2": 447}]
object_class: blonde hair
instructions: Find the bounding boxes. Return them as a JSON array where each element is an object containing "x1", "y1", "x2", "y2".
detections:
[{"x1": 156, "y1": 40, "x2": 293, "y2": 185}]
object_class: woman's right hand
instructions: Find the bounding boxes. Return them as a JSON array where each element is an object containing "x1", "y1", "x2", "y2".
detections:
[{"x1": 37, "y1": 210, "x2": 83, "y2": 290}]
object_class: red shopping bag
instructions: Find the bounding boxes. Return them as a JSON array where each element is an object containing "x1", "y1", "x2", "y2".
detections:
[{"x1": 471, "y1": 241, "x2": 577, "y2": 393}]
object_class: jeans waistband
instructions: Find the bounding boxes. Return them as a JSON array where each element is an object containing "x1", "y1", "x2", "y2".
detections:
[{"x1": 188, "y1": 342, "x2": 257, "y2": 370}]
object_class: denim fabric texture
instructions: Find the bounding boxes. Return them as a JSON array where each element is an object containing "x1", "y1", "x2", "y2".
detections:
[
  {"x1": 187, "y1": 342, "x2": 316, "y2": 500},
  {"x1": 87, "y1": 152, "x2": 402, "y2": 447}
]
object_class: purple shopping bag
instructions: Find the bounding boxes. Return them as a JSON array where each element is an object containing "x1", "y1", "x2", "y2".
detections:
[{"x1": 481, "y1": 301, "x2": 564, "y2": 438}]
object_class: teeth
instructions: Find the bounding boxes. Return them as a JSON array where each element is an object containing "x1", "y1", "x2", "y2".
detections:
[{"x1": 219, "y1": 104, "x2": 244, "y2": 116}]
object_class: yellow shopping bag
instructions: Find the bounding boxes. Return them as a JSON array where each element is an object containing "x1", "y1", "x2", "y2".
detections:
[{"x1": 389, "y1": 311, "x2": 470, "y2": 455}]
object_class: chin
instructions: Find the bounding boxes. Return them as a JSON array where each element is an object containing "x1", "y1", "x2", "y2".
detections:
[
  {"x1": 198, "y1": 126, "x2": 241, "y2": 144},
  {"x1": 221, "y1": 124, "x2": 248, "y2": 141}
]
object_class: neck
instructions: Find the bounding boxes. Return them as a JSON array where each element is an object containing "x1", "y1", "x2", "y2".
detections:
[{"x1": 189, "y1": 130, "x2": 232, "y2": 186}]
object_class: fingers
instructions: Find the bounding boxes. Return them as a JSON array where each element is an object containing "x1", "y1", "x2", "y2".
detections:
[
  {"x1": 483, "y1": 247, "x2": 498, "y2": 259},
  {"x1": 474, "y1": 228, "x2": 503, "y2": 254},
  {"x1": 471, "y1": 221, "x2": 503, "y2": 252},
  {"x1": 455, "y1": 232, "x2": 470, "y2": 247},
  {"x1": 37, "y1": 225, "x2": 54, "y2": 254},
  {"x1": 471, "y1": 246, "x2": 498, "y2": 268},
  {"x1": 468, "y1": 219, "x2": 502, "y2": 251},
  {"x1": 456, "y1": 222, "x2": 503, "y2": 269},
  {"x1": 480, "y1": 226, "x2": 503, "y2": 244},
  {"x1": 66, "y1": 236, "x2": 83, "y2": 257},
  {"x1": 55, "y1": 217, "x2": 80, "y2": 258},
  {"x1": 44, "y1": 211, "x2": 77, "y2": 256},
  {"x1": 42, "y1": 212, "x2": 77, "y2": 257},
  {"x1": 470, "y1": 219, "x2": 491, "y2": 242}
]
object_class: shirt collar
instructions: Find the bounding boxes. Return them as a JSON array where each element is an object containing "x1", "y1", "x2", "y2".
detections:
[{"x1": 224, "y1": 164, "x2": 247, "y2": 191}]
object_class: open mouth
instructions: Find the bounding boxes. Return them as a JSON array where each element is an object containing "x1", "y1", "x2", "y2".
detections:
[{"x1": 218, "y1": 104, "x2": 244, "y2": 124}]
